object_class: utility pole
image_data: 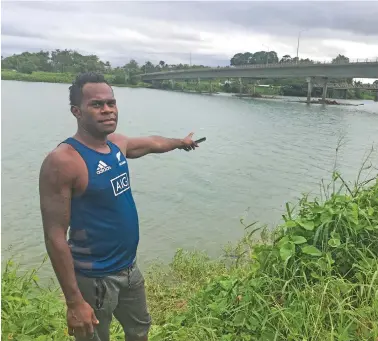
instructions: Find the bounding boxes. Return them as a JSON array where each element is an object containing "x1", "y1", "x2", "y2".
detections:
[{"x1": 296, "y1": 29, "x2": 308, "y2": 63}]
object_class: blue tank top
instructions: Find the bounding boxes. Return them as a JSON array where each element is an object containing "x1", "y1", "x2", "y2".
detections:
[{"x1": 62, "y1": 137, "x2": 139, "y2": 277}]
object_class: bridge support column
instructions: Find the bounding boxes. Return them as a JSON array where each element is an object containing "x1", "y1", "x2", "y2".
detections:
[
  {"x1": 239, "y1": 78, "x2": 243, "y2": 95},
  {"x1": 210, "y1": 80, "x2": 213, "y2": 94},
  {"x1": 170, "y1": 79, "x2": 175, "y2": 90},
  {"x1": 306, "y1": 77, "x2": 312, "y2": 104},
  {"x1": 322, "y1": 77, "x2": 328, "y2": 103},
  {"x1": 375, "y1": 92, "x2": 378, "y2": 102},
  {"x1": 306, "y1": 77, "x2": 313, "y2": 104},
  {"x1": 344, "y1": 89, "x2": 348, "y2": 99}
]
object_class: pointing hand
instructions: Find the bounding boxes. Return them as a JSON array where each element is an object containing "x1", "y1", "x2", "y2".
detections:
[{"x1": 180, "y1": 132, "x2": 199, "y2": 152}]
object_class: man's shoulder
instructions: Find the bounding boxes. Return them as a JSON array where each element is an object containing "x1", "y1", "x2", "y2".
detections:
[
  {"x1": 108, "y1": 133, "x2": 128, "y2": 153},
  {"x1": 108, "y1": 132, "x2": 128, "y2": 143},
  {"x1": 40, "y1": 143, "x2": 81, "y2": 181}
]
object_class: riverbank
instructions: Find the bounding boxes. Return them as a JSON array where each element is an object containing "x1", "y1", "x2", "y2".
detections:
[
  {"x1": 3, "y1": 70, "x2": 375, "y2": 101},
  {"x1": 0, "y1": 70, "x2": 150, "y2": 89},
  {"x1": 3, "y1": 164, "x2": 378, "y2": 340}
]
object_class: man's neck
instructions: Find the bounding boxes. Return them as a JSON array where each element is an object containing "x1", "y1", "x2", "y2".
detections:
[{"x1": 74, "y1": 129, "x2": 109, "y2": 152}]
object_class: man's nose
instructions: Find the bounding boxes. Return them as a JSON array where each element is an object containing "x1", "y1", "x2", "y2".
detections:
[{"x1": 101, "y1": 104, "x2": 112, "y2": 113}]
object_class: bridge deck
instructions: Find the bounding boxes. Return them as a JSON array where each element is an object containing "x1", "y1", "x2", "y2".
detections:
[{"x1": 142, "y1": 61, "x2": 378, "y2": 81}]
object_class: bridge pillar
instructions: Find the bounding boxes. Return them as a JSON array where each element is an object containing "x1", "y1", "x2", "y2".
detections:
[
  {"x1": 306, "y1": 77, "x2": 314, "y2": 104},
  {"x1": 197, "y1": 77, "x2": 201, "y2": 93},
  {"x1": 170, "y1": 79, "x2": 175, "y2": 90},
  {"x1": 322, "y1": 77, "x2": 328, "y2": 103},
  {"x1": 239, "y1": 78, "x2": 243, "y2": 95},
  {"x1": 344, "y1": 89, "x2": 348, "y2": 99},
  {"x1": 210, "y1": 80, "x2": 213, "y2": 94},
  {"x1": 375, "y1": 92, "x2": 378, "y2": 102}
]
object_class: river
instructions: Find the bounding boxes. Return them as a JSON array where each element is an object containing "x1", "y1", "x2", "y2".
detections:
[{"x1": 1, "y1": 80, "x2": 378, "y2": 279}]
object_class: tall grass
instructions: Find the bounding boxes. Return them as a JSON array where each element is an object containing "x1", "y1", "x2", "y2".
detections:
[
  {"x1": 1, "y1": 70, "x2": 92, "y2": 84},
  {"x1": 2, "y1": 151, "x2": 377, "y2": 340},
  {"x1": 0, "y1": 70, "x2": 147, "y2": 88}
]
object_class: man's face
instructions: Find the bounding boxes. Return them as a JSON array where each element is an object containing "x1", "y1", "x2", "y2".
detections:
[{"x1": 72, "y1": 82, "x2": 118, "y2": 136}]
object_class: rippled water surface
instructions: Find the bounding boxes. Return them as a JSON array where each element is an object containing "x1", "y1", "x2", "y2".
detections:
[{"x1": 2, "y1": 80, "x2": 377, "y2": 277}]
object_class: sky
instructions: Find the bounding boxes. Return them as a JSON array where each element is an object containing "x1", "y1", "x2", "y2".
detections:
[{"x1": 2, "y1": 1, "x2": 378, "y2": 70}]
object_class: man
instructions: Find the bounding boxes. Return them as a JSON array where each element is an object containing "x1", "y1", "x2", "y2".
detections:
[{"x1": 39, "y1": 72, "x2": 199, "y2": 341}]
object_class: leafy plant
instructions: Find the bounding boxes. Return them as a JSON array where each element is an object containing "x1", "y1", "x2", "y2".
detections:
[{"x1": 150, "y1": 152, "x2": 378, "y2": 341}]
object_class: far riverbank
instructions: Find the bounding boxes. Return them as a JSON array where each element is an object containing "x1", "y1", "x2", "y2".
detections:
[{"x1": 2, "y1": 70, "x2": 376, "y2": 101}]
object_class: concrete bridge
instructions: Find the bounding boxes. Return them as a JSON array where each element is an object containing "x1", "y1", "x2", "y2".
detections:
[
  {"x1": 142, "y1": 60, "x2": 378, "y2": 81},
  {"x1": 142, "y1": 60, "x2": 378, "y2": 103}
]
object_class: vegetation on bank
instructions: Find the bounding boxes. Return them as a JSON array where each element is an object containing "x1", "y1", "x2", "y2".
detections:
[
  {"x1": 2, "y1": 49, "x2": 377, "y2": 100},
  {"x1": 0, "y1": 70, "x2": 149, "y2": 89},
  {"x1": 3, "y1": 69, "x2": 376, "y2": 100},
  {"x1": 2, "y1": 148, "x2": 378, "y2": 341}
]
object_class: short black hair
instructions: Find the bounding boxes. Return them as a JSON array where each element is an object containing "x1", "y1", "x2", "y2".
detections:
[{"x1": 69, "y1": 72, "x2": 110, "y2": 106}]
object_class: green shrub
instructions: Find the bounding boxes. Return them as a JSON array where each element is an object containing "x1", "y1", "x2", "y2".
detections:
[
  {"x1": 151, "y1": 163, "x2": 378, "y2": 340},
  {"x1": 1, "y1": 257, "x2": 68, "y2": 341}
]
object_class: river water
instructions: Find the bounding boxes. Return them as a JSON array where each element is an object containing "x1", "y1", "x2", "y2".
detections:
[{"x1": 1, "y1": 80, "x2": 378, "y2": 278}]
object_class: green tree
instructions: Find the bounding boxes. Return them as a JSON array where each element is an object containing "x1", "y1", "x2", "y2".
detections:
[
  {"x1": 19, "y1": 60, "x2": 37, "y2": 74},
  {"x1": 123, "y1": 59, "x2": 140, "y2": 85},
  {"x1": 280, "y1": 55, "x2": 292, "y2": 63},
  {"x1": 141, "y1": 61, "x2": 154, "y2": 73},
  {"x1": 230, "y1": 52, "x2": 254, "y2": 66},
  {"x1": 332, "y1": 54, "x2": 349, "y2": 64},
  {"x1": 230, "y1": 51, "x2": 279, "y2": 66}
]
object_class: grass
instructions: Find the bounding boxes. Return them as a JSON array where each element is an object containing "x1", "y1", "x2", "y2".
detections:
[
  {"x1": 360, "y1": 92, "x2": 376, "y2": 100},
  {"x1": 2, "y1": 149, "x2": 378, "y2": 341},
  {"x1": 0, "y1": 70, "x2": 148, "y2": 88}
]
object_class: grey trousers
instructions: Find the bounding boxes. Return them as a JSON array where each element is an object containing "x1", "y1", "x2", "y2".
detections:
[{"x1": 74, "y1": 264, "x2": 151, "y2": 341}]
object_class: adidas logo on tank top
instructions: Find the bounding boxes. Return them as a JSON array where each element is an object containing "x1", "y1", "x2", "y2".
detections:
[{"x1": 96, "y1": 160, "x2": 111, "y2": 174}]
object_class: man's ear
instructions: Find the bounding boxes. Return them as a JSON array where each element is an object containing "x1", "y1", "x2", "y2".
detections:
[{"x1": 71, "y1": 105, "x2": 81, "y2": 119}]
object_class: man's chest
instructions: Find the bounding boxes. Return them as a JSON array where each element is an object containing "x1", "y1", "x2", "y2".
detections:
[{"x1": 72, "y1": 151, "x2": 130, "y2": 198}]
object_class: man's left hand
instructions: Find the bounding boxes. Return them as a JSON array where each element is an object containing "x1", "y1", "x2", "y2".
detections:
[{"x1": 180, "y1": 132, "x2": 199, "y2": 152}]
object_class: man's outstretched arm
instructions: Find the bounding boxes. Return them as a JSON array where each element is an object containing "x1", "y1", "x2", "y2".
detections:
[
  {"x1": 124, "y1": 132, "x2": 199, "y2": 159},
  {"x1": 39, "y1": 150, "x2": 98, "y2": 338}
]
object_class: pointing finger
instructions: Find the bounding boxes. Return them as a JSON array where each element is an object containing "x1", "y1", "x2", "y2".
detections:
[{"x1": 92, "y1": 311, "x2": 99, "y2": 325}]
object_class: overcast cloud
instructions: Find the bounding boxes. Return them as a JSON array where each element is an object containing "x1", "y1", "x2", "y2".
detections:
[{"x1": 2, "y1": 1, "x2": 378, "y2": 67}]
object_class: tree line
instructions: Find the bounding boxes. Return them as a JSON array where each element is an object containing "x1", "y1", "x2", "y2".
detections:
[
  {"x1": 230, "y1": 51, "x2": 350, "y2": 66},
  {"x1": 0, "y1": 49, "x2": 210, "y2": 85},
  {"x1": 1, "y1": 49, "x2": 352, "y2": 76}
]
